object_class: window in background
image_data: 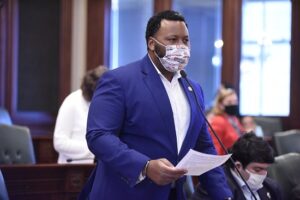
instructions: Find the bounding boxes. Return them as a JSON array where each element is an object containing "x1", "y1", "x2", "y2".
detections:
[
  {"x1": 240, "y1": 0, "x2": 291, "y2": 116},
  {"x1": 110, "y1": 0, "x2": 153, "y2": 69},
  {"x1": 173, "y1": 0, "x2": 223, "y2": 109}
]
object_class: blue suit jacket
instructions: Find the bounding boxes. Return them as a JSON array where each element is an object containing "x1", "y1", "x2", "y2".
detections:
[{"x1": 84, "y1": 55, "x2": 232, "y2": 200}]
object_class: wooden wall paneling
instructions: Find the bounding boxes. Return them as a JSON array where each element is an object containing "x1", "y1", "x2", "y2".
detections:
[
  {"x1": 86, "y1": 0, "x2": 111, "y2": 71},
  {"x1": 282, "y1": 0, "x2": 300, "y2": 130},
  {"x1": 59, "y1": 0, "x2": 73, "y2": 103},
  {"x1": 221, "y1": 0, "x2": 242, "y2": 92},
  {"x1": 32, "y1": 136, "x2": 58, "y2": 163},
  {"x1": 154, "y1": 0, "x2": 172, "y2": 13},
  {"x1": 4, "y1": 0, "x2": 17, "y2": 117},
  {"x1": 0, "y1": 0, "x2": 6, "y2": 106}
]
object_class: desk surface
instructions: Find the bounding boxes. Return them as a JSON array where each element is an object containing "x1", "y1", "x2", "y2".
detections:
[{"x1": 1, "y1": 163, "x2": 95, "y2": 200}]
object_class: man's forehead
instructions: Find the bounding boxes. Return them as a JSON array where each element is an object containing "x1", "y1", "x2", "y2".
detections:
[
  {"x1": 157, "y1": 19, "x2": 188, "y2": 34},
  {"x1": 160, "y1": 19, "x2": 185, "y2": 27}
]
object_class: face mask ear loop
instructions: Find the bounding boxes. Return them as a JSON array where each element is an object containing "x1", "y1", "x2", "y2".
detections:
[
  {"x1": 150, "y1": 37, "x2": 166, "y2": 48},
  {"x1": 151, "y1": 37, "x2": 166, "y2": 62}
]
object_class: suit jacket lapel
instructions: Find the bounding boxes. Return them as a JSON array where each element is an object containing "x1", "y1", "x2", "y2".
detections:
[
  {"x1": 177, "y1": 78, "x2": 200, "y2": 159},
  {"x1": 141, "y1": 56, "x2": 177, "y2": 153},
  {"x1": 258, "y1": 187, "x2": 272, "y2": 200}
]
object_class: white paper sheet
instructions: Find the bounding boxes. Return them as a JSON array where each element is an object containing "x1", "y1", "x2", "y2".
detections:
[{"x1": 176, "y1": 149, "x2": 232, "y2": 176}]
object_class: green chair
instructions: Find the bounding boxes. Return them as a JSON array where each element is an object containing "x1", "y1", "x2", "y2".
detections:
[
  {"x1": 268, "y1": 153, "x2": 300, "y2": 200},
  {"x1": 0, "y1": 124, "x2": 36, "y2": 164}
]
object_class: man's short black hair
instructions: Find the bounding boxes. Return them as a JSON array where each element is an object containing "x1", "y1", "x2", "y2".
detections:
[
  {"x1": 228, "y1": 132, "x2": 275, "y2": 169},
  {"x1": 145, "y1": 10, "x2": 188, "y2": 45}
]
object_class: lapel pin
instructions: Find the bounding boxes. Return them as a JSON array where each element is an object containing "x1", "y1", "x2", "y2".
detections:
[
  {"x1": 267, "y1": 192, "x2": 271, "y2": 199},
  {"x1": 188, "y1": 86, "x2": 193, "y2": 92}
]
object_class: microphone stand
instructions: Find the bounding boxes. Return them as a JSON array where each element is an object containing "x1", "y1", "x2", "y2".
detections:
[{"x1": 180, "y1": 70, "x2": 258, "y2": 200}]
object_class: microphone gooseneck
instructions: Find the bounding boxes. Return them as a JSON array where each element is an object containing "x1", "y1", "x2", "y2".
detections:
[{"x1": 180, "y1": 70, "x2": 258, "y2": 200}]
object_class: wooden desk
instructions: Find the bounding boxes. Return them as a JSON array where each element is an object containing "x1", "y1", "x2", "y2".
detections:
[
  {"x1": 0, "y1": 163, "x2": 95, "y2": 200},
  {"x1": 32, "y1": 136, "x2": 58, "y2": 163}
]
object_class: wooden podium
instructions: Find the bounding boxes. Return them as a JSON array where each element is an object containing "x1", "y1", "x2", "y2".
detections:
[{"x1": 1, "y1": 164, "x2": 95, "y2": 200}]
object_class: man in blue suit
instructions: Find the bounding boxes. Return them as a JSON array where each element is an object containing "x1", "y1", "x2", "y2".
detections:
[{"x1": 84, "y1": 10, "x2": 233, "y2": 200}]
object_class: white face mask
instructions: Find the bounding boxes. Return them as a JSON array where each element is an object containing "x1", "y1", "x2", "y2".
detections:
[
  {"x1": 246, "y1": 169, "x2": 267, "y2": 191},
  {"x1": 152, "y1": 38, "x2": 190, "y2": 73}
]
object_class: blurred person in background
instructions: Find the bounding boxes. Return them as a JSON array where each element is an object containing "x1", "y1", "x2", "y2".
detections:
[
  {"x1": 208, "y1": 84, "x2": 244, "y2": 155},
  {"x1": 53, "y1": 66, "x2": 107, "y2": 164},
  {"x1": 192, "y1": 132, "x2": 283, "y2": 200},
  {"x1": 241, "y1": 116, "x2": 264, "y2": 137}
]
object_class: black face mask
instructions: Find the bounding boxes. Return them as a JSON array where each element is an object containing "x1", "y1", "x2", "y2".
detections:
[{"x1": 224, "y1": 105, "x2": 239, "y2": 116}]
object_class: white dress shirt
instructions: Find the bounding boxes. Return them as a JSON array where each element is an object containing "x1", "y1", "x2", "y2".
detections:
[{"x1": 137, "y1": 55, "x2": 191, "y2": 183}]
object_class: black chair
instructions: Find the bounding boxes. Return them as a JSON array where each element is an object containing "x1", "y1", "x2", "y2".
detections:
[
  {"x1": 273, "y1": 129, "x2": 300, "y2": 155},
  {"x1": 0, "y1": 169, "x2": 9, "y2": 200},
  {"x1": 268, "y1": 153, "x2": 300, "y2": 200},
  {"x1": 254, "y1": 117, "x2": 282, "y2": 137},
  {"x1": 0, "y1": 124, "x2": 36, "y2": 164},
  {"x1": 0, "y1": 107, "x2": 12, "y2": 125}
]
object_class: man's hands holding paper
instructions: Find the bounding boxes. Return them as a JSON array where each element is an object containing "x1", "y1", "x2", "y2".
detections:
[
  {"x1": 176, "y1": 149, "x2": 231, "y2": 176},
  {"x1": 146, "y1": 158, "x2": 188, "y2": 185},
  {"x1": 145, "y1": 150, "x2": 231, "y2": 186}
]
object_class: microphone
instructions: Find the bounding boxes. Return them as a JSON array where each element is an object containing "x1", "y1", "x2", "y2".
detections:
[
  {"x1": 66, "y1": 157, "x2": 95, "y2": 163},
  {"x1": 180, "y1": 70, "x2": 258, "y2": 200}
]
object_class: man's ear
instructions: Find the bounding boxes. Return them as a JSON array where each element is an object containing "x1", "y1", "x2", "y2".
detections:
[
  {"x1": 148, "y1": 38, "x2": 155, "y2": 51},
  {"x1": 235, "y1": 161, "x2": 243, "y2": 170}
]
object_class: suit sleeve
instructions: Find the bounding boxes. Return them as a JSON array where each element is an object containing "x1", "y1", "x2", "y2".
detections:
[
  {"x1": 86, "y1": 71, "x2": 149, "y2": 187},
  {"x1": 193, "y1": 83, "x2": 233, "y2": 200}
]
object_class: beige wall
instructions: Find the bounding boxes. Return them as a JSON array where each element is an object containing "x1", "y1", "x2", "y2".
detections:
[{"x1": 71, "y1": 0, "x2": 87, "y2": 91}]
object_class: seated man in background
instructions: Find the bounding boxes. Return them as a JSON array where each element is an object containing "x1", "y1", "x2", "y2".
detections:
[
  {"x1": 192, "y1": 132, "x2": 283, "y2": 200},
  {"x1": 53, "y1": 66, "x2": 107, "y2": 163},
  {"x1": 241, "y1": 116, "x2": 264, "y2": 137}
]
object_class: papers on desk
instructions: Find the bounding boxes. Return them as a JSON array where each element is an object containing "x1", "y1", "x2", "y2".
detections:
[{"x1": 176, "y1": 149, "x2": 232, "y2": 176}]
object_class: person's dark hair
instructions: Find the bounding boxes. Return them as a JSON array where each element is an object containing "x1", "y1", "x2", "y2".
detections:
[
  {"x1": 81, "y1": 66, "x2": 107, "y2": 102},
  {"x1": 227, "y1": 132, "x2": 274, "y2": 169},
  {"x1": 145, "y1": 10, "x2": 188, "y2": 47}
]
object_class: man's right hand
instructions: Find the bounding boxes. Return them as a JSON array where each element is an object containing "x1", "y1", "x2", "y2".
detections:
[{"x1": 146, "y1": 158, "x2": 187, "y2": 185}]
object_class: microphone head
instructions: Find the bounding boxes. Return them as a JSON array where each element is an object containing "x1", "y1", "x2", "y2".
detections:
[{"x1": 180, "y1": 70, "x2": 187, "y2": 78}]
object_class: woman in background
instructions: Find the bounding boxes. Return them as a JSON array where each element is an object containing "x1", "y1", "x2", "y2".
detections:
[
  {"x1": 208, "y1": 85, "x2": 244, "y2": 155},
  {"x1": 53, "y1": 66, "x2": 107, "y2": 163}
]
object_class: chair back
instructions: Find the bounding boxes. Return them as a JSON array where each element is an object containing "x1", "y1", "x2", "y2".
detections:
[
  {"x1": 268, "y1": 153, "x2": 300, "y2": 200},
  {"x1": 254, "y1": 117, "x2": 282, "y2": 137},
  {"x1": 274, "y1": 129, "x2": 300, "y2": 155},
  {"x1": 0, "y1": 169, "x2": 9, "y2": 200},
  {"x1": 0, "y1": 124, "x2": 36, "y2": 164},
  {"x1": 0, "y1": 108, "x2": 12, "y2": 125}
]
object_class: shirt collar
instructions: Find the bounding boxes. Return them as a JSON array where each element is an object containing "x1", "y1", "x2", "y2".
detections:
[{"x1": 230, "y1": 168, "x2": 247, "y2": 188}]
